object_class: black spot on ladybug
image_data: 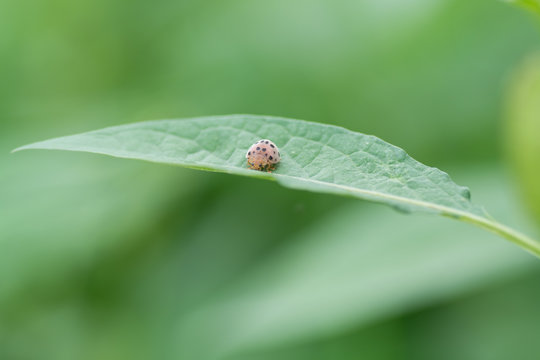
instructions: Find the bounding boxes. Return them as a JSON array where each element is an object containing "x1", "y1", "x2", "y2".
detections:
[
  {"x1": 269, "y1": 156, "x2": 273, "y2": 160},
  {"x1": 256, "y1": 147, "x2": 260, "y2": 150},
  {"x1": 270, "y1": 144, "x2": 275, "y2": 148},
  {"x1": 248, "y1": 151, "x2": 251, "y2": 155},
  {"x1": 265, "y1": 141, "x2": 269, "y2": 144},
  {"x1": 262, "y1": 148, "x2": 266, "y2": 152}
]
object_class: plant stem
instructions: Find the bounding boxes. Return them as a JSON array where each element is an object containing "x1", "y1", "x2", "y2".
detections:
[{"x1": 457, "y1": 214, "x2": 540, "y2": 258}]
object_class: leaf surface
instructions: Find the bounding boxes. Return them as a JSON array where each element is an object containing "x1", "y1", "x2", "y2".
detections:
[
  {"x1": 15, "y1": 115, "x2": 481, "y2": 213},
  {"x1": 13, "y1": 115, "x2": 540, "y2": 256}
]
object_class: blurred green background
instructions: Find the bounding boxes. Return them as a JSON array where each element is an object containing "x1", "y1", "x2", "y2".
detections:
[{"x1": 2, "y1": 0, "x2": 540, "y2": 359}]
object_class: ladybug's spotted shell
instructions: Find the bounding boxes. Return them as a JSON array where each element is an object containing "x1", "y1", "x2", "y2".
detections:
[{"x1": 246, "y1": 139, "x2": 281, "y2": 171}]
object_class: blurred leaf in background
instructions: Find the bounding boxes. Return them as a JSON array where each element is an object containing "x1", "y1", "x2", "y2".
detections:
[
  {"x1": 507, "y1": 0, "x2": 540, "y2": 15},
  {"x1": 505, "y1": 54, "x2": 540, "y2": 225},
  {"x1": 2, "y1": 0, "x2": 540, "y2": 359}
]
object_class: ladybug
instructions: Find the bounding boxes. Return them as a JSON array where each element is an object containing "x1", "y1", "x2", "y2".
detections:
[{"x1": 246, "y1": 139, "x2": 281, "y2": 172}]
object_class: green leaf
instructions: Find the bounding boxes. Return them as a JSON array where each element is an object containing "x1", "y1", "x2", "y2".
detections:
[{"x1": 13, "y1": 114, "x2": 540, "y2": 257}]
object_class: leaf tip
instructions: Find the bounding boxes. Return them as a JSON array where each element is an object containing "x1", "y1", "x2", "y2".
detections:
[
  {"x1": 11, "y1": 143, "x2": 37, "y2": 154},
  {"x1": 11, "y1": 146, "x2": 26, "y2": 154}
]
